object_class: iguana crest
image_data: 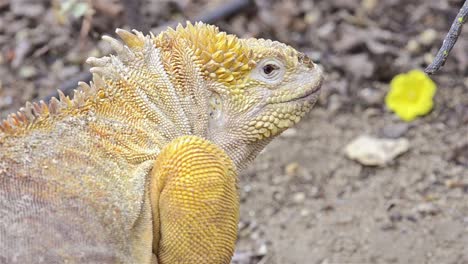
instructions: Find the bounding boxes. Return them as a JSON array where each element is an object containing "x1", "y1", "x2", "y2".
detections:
[{"x1": 0, "y1": 22, "x2": 250, "y2": 134}]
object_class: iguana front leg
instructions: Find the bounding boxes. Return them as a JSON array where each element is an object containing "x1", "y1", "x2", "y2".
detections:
[{"x1": 150, "y1": 135, "x2": 239, "y2": 263}]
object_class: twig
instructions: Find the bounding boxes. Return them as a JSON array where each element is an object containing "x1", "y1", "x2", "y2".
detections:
[
  {"x1": 425, "y1": 0, "x2": 468, "y2": 75},
  {"x1": 192, "y1": 0, "x2": 252, "y2": 25},
  {"x1": 153, "y1": 0, "x2": 253, "y2": 32}
]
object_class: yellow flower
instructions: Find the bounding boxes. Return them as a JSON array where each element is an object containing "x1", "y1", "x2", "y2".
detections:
[{"x1": 385, "y1": 69, "x2": 437, "y2": 121}]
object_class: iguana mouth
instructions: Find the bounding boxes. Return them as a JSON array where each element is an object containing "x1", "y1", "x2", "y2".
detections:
[
  {"x1": 276, "y1": 68, "x2": 323, "y2": 104},
  {"x1": 290, "y1": 86, "x2": 321, "y2": 102}
]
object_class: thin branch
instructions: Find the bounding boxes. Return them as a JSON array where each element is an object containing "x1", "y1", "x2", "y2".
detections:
[
  {"x1": 425, "y1": 0, "x2": 468, "y2": 75},
  {"x1": 153, "y1": 0, "x2": 253, "y2": 33}
]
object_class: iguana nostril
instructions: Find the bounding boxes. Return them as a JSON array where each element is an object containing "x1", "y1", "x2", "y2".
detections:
[{"x1": 298, "y1": 52, "x2": 314, "y2": 68}]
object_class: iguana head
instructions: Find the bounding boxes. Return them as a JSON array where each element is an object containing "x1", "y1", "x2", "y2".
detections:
[{"x1": 156, "y1": 22, "x2": 323, "y2": 167}]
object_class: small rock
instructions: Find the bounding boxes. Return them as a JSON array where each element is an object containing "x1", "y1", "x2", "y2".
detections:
[
  {"x1": 406, "y1": 39, "x2": 421, "y2": 54},
  {"x1": 358, "y1": 88, "x2": 383, "y2": 106},
  {"x1": 414, "y1": 203, "x2": 440, "y2": 216},
  {"x1": 18, "y1": 65, "x2": 38, "y2": 79},
  {"x1": 317, "y1": 22, "x2": 335, "y2": 38},
  {"x1": 388, "y1": 211, "x2": 403, "y2": 222},
  {"x1": 272, "y1": 175, "x2": 285, "y2": 185},
  {"x1": 380, "y1": 123, "x2": 409, "y2": 138},
  {"x1": 321, "y1": 204, "x2": 334, "y2": 211},
  {"x1": 242, "y1": 184, "x2": 252, "y2": 193},
  {"x1": 10, "y1": 0, "x2": 45, "y2": 18},
  {"x1": 285, "y1": 162, "x2": 300, "y2": 176},
  {"x1": 445, "y1": 179, "x2": 467, "y2": 189},
  {"x1": 304, "y1": 10, "x2": 320, "y2": 25},
  {"x1": 0, "y1": 95, "x2": 13, "y2": 109},
  {"x1": 381, "y1": 221, "x2": 396, "y2": 231},
  {"x1": 273, "y1": 190, "x2": 285, "y2": 202},
  {"x1": 292, "y1": 192, "x2": 306, "y2": 203},
  {"x1": 327, "y1": 94, "x2": 342, "y2": 113},
  {"x1": 344, "y1": 135, "x2": 410, "y2": 166},
  {"x1": 362, "y1": 0, "x2": 377, "y2": 11},
  {"x1": 249, "y1": 231, "x2": 260, "y2": 241},
  {"x1": 257, "y1": 243, "x2": 268, "y2": 256},
  {"x1": 423, "y1": 52, "x2": 435, "y2": 65},
  {"x1": 309, "y1": 186, "x2": 320, "y2": 198},
  {"x1": 300, "y1": 208, "x2": 310, "y2": 217},
  {"x1": 281, "y1": 128, "x2": 297, "y2": 138},
  {"x1": 231, "y1": 251, "x2": 252, "y2": 263},
  {"x1": 11, "y1": 38, "x2": 32, "y2": 68},
  {"x1": 342, "y1": 53, "x2": 375, "y2": 79},
  {"x1": 406, "y1": 214, "x2": 418, "y2": 222},
  {"x1": 418, "y1": 28, "x2": 438, "y2": 46},
  {"x1": 451, "y1": 143, "x2": 468, "y2": 167},
  {"x1": 334, "y1": 215, "x2": 354, "y2": 225}
]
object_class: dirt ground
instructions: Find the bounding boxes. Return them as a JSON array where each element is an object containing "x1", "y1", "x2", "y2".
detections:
[{"x1": 0, "y1": 0, "x2": 467, "y2": 263}]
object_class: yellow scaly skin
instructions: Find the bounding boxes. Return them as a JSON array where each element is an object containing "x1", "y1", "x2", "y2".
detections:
[
  {"x1": 152, "y1": 136, "x2": 238, "y2": 263},
  {"x1": 0, "y1": 22, "x2": 323, "y2": 263}
]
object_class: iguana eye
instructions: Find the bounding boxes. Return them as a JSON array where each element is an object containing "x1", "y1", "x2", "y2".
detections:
[
  {"x1": 263, "y1": 64, "x2": 279, "y2": 75},
  {"x1": 252, "y1": 58, "x2": 285, "y2": 84}
]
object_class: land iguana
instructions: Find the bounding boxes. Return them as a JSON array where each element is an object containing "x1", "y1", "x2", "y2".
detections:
[{"x1": 0, "y1": 22, "x2": 323, "y2": 263}]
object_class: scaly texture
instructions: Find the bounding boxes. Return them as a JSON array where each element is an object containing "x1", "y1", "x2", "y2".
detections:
[
  {"x1": 0, "y1": 22, "x2": 323, "y2": 263},
  {"x1": 152, "y1": 136, "x2": 238, "y2": 263}
]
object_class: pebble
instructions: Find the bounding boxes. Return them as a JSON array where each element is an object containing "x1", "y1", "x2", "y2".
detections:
[
  {"x1": 293, "y1": 192, "x2": 306, "y2": 203},
  {"x1": 380, "y1": 221, "x2": 396, "y2": 231},
  {"x1": 418, "y1": 28, "x2": 438, "y2": 46},
  {"x1": 285, "y1": 162, "x2": 300, "y2": 177},
  {"x1": 327, "y1": 94, "x2": 342, "y2": 113},
  {"x1": 380, "y1": 123, "x2": 409, "y2": 138},
  {"x1": 300, "y1": 208, "x2": 310, "y2": 217},
  {"x1": 18, "y1": 65, "x2": 38, "y2": 79},
  {"x1": 344, "y1": 135, "x2": 410, "y2": 166},
  {"x1": 423, "y1": 52, "x2": 435, "y2": 65},
  {"x1": 445, "y1": 179, "x2": 467, "y2": 189},
  {"x1": 406, "y1": 39, "x2": 421, "y2": 54},
  {"x1": 11, "y1": 1, "x2": 45, "y2": 18},
  {"x1": 0, "y1": 95, "x2": 13, "y2": 109},
  {"x1": 362, "y1": 0, "x2": 378, "y2": 11},
  {"x1": 414, "y1": 202, "x2": 440, "y2": 216},
  {"x1": 281, "y1": 127, "x2": 297, "y2": 138},
  {"x1": 257, "y1": 243, "x2": 268, "y2": 256},
  {"x1": 388, "y1": 211, "x2": 403, "y2": 222},
  {"x1": 358, "y1": 87, "x2": 383, "y2": 106},
  {"x1": 334, "y1": 215, "x2": 354, "y2": 225}
]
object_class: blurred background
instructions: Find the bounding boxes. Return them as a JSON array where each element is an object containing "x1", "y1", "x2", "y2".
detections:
[{"x1": 0, "y1": 0, "x2": 467, "y2": 263}]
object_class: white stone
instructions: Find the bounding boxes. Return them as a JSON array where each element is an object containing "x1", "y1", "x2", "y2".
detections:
[{"x1": 344, "y1": 135, "x2": 410, "y2": 166}]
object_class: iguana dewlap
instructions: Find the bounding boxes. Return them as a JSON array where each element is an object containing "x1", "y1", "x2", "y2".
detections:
[{"x1": 0, "y1": 22, "x2": 323, "y2": 263}]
